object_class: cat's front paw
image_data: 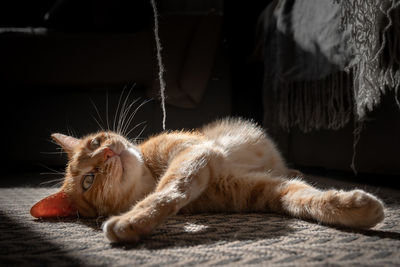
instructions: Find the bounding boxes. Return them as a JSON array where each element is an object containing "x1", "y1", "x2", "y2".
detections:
[
  {"x1": 103, "y1": 215, "x2": 153, "y2": 243},
  {"x1": 333, "y1": 189, "x2": 385, "y2": 228}
]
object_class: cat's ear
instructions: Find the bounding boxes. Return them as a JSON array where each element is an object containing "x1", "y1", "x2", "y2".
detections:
[
  {"x1": 51, "y1": 133, "x2": 80, "y2": 158},
  {"x1": 30, "y1": 191, "x2": 78, "y2": 218}
]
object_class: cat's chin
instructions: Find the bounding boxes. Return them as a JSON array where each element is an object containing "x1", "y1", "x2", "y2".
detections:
[{"x1": 119, "y1": 147, "x2": 144, "y2": 178}]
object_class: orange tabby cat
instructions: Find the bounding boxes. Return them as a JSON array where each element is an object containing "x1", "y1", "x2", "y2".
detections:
[{"x1": 31, "y1": 118, "x2": 384, "y2": 242}]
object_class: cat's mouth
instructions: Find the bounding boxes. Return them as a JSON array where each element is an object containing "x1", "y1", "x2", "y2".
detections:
[{"x1": 103, "y1": 144, "x2": 126, "y2": 169}]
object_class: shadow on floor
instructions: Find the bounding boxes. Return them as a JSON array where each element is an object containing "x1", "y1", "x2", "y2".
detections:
[{"x1": 0, "y1": 212, "x2": 83, "y2": 265}]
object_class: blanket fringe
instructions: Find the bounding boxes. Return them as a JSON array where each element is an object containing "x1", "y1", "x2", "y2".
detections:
[
  {"x1": 336, "y1": 0, "x2": 400, "y2": 119},
  {"x1": 265, "y1": 71, "x2": 353, "y2": 132}
]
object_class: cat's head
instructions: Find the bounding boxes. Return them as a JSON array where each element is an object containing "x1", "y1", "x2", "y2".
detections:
[{"x1": 30, "y1": 131, "x2": 154, "y2": 219}]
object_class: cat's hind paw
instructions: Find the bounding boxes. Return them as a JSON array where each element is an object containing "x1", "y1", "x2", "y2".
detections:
[{"x1": 331, "y1": 189, "x2": 385, "y2": 229}]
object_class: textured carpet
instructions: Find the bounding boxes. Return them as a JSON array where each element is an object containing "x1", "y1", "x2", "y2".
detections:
[{"x1": 1, "y1": 175, "x2": 400, "y2": 266}]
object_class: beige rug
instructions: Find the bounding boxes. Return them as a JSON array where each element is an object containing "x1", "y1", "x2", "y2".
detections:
[{"x1": 1, "y1": 175, "x2": 399, "y2": 266}]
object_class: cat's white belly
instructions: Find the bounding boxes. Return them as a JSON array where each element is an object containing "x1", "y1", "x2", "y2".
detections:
[
  {"x1": 202, "y1": 118, "x2": 288, "y2": 176},
  {"x1": 213, "y1": 135, "x2": 287, "y2": 175}
]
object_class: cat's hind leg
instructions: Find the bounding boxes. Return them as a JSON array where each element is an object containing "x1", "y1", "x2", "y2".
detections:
[{"x1": 269, "y1": 178, "x2": 385, "y2": 228}]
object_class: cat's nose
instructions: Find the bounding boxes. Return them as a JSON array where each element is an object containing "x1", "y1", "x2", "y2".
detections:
[{"x1": 103, "y1": 147, "x2": 117, "y2": 160}]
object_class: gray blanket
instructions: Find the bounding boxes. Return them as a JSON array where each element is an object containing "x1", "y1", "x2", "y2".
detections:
[{"x1": 262, "y1": 0, "x2": 400, "y2": 132}]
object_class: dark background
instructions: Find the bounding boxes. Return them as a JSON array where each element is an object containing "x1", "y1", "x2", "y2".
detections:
[
  {"x1": 1, "y1": 0, "x2": 399, "y2": 187},
  {"x1": 0, "y1": 0, "x2": 269, "y2": 171}
]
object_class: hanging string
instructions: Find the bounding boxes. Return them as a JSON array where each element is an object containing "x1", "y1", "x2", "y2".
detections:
[
  {"x1": 150, "y1": 0, "x2": 167, "y2": 130},
  {"x1": 350, "y1": 119, "x2": 364, "y2": 175}
]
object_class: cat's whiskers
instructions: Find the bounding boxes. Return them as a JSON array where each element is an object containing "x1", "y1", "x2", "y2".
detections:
[
  {"x1": 115, "y1": 87, "x2": 137, "y2": 135},
  {"x1": 105, "y1": 90, "x2": 111, "y2": 131},
  {"x1": 120, "y1": 99, "x2": 151, "y2": 137},
  {"x1": 66, "y1": 125, "x2": 78, "y2": 140},
  {"x1": 115, "y1": 86, "x2": 132, "y2": 134},
  {"x1": 117, "y1": 97, "x2": 141, "y2": 135},
  {"x1": 39, "y1": 164, "x2": 66, "y2": 187},
  {"x1": 89, "y1": 98, "x2": 106, "y2": 131},
  {"x1": 125, "y1": 121, "x2": 147, "y2": 139},
  {"x1": 88, "y1": 85, "x2": 150, "y2": 139},
  {"x1": 41, "y1": 151, "x2": 68, "y2": 155},
  {"x1": 39, "y1": 179, "x2": 64, "y2": 188},
  {"x1": 48, "y1": 140, "x2": 67, "y2": 155},
  {"x1": 39, "y1": 174, "x2": 65, "y2": 188},
  {"x1": 90, "y1": 102, "x2": 104, "y2": 131},
  {"x1": 132, "y1": 124, "x2": 147, "y2": 142},
  {"x1": 39, "y1": 164, "x2": 65, "y2": 175},
  {"x1": 40, "y1": 172, "x2": 66, "y2": 175},
  {"x1": 113, "y1": 86, "x2": 126, "y2": 134}
]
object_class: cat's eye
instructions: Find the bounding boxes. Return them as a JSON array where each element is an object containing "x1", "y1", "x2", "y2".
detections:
[
  {"x1": 82, "y1": 174, "x2": 95, "y2": 191},
  {"x1": 90, "y1": 138, "x2": 100, "y2": 149}
]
